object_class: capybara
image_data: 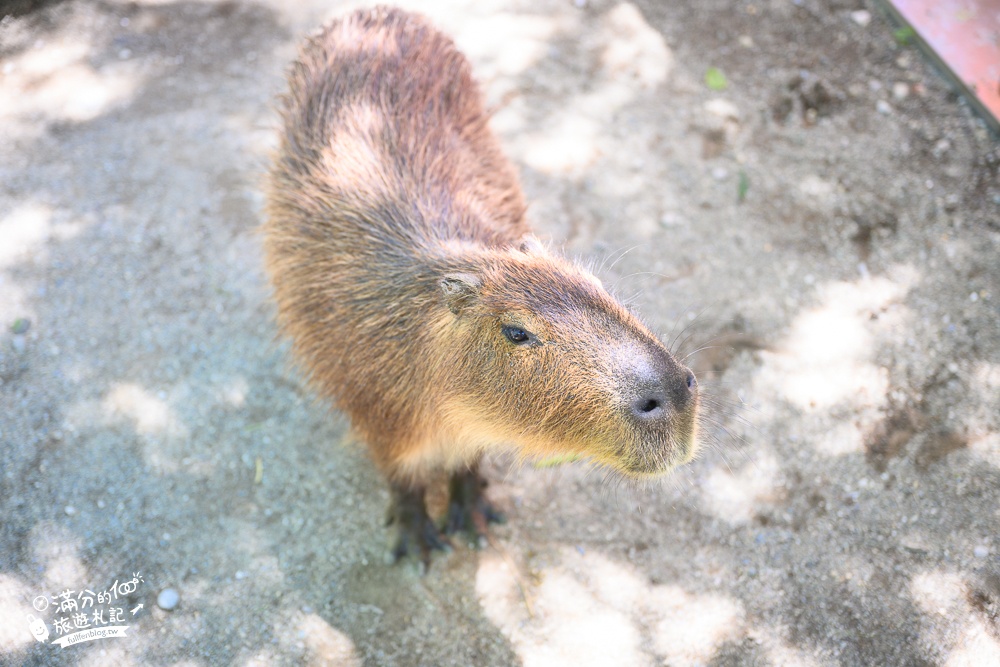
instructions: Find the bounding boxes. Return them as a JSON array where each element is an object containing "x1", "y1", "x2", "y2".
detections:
[{"x1": 263, "y1": 6, "x2": 699, "y2": 566}]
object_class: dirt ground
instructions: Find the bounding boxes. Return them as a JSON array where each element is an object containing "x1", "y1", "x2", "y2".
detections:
[{"x1": 1, "y1": 0, "x2": 998, "y2": 665}]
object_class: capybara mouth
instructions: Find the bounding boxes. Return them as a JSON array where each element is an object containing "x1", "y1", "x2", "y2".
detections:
[{"x1": 613, "y1": 425, "x2": 700, "y2": 477}]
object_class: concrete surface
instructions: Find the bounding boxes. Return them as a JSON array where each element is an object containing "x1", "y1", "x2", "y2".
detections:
[{"x1": 1, "y1": 0, "x2": 998, "y2": 665}]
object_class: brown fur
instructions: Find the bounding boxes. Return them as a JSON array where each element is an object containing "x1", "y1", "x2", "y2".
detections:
[{"x1": 263, "y1": 7, "x2": 699, "y2": 488}]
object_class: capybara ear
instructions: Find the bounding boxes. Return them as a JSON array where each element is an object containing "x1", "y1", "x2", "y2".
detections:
[
  {"x1": 518, "y1": 235, "x2": 545, "y2": 255},
  {"x1": 440, "y1": 272, "x2": 482, "y2": 315}
]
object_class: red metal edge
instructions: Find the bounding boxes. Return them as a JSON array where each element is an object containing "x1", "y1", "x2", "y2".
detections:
[{"x1": 877, "y1": 0, "x2": 1000, "y2": 135}]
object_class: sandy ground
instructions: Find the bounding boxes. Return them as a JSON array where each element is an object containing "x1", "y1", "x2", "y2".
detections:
[{"x1": 1, "y1": 0, "x2": 999, "y2": 665}]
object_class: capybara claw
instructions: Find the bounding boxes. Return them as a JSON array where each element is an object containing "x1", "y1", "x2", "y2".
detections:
[
  {"x1": 445, "y1": 467, "x2": 505, "y2": 547},
  {"x1": 387, "y1": 485, "x2": 451, "y2": 570}
]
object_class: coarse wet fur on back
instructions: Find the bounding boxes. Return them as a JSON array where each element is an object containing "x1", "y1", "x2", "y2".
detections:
[{"x1": 263, "y1": 6, "x2": 700, "y2": 566}]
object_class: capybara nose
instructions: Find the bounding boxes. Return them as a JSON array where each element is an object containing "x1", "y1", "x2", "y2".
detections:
[{"x1": 629, "y1": 369, "x2": 696, "y2": 422}]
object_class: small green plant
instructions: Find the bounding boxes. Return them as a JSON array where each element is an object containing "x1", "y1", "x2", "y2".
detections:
[
  {"x1": 737, "y1": 171, "x2": 750, "y2": 203},
  {"x1": 894, "y1": 26, "x2": 916, "y2": 46},
  {"x1": 705, "y1": 67, "x2": 728, "y2": 91}
]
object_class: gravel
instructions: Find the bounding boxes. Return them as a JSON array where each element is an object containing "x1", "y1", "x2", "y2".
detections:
[{"x1": 1, "y1": 1, "x2": 997, "y2": 665}]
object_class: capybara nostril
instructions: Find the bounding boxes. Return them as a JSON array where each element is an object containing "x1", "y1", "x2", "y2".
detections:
[{"x1": 631, "y1": 392, "x2": 667, "y2": 420}]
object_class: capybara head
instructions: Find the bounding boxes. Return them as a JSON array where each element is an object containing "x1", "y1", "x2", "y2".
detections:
[{"x1": 436, "y1": 238, "x2": 699, "y2": 476}]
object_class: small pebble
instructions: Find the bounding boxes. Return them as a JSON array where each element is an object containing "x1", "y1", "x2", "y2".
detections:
[
  {"x1": 892, "y1": 82, "x2": 910, "y2": 100},
  {"x1": 64, "y1": 505, "x2": 76, "y2": 516},
  {"x1": 850, "y1": 10, "x2": 871, "y2": 27},
  {"x1": 118, "y1": 48, "x2": 132, "y2": 60},
  {"x1": 235, "y1": 570, "x2": 247, "y2": 580},
  {"x1": 11, "y1": 336, "x2": 26, "y2": 353},
  {"x1": 11, "y1": 318, "x2": 29, "y2": 334},
  {"x1": 876, "y1": 100, "x2": 892, "y2": 115},
  {"x1": 974, "y1": 545, "x2": 989, "y2": 558},
  {"x1": 157, "y1": 588, "x2": 180, "y2": 611},
  {"x1": 712, "y1": 167, "x2": 729, "y2": 181}
]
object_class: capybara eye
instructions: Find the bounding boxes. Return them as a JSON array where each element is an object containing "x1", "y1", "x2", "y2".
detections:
[{"x1": 502, "y1": 326, "x2": 531, "y2": 345}]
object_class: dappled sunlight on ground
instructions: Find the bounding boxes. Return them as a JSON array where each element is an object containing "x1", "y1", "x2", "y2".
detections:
[
  {"x1": 455, "y1": 12, "x2": 566, "y2": 82},
  {"x1": 521, "y1": 114, "x2": 603, "y2": 176},
  {"x1": 911, "y1": 570, "x2": 967, "y2": 617},
  {"x1": 699, "y1": 447, "x2": 783, "y2": 523},
  {"x1": 810, "y1": 419, "x2": 869, "y2": 457},
  {"x1": 477, "y1": 545, "x2": 746, "y2": 666},
  {"x1": 100, "y1": 382, "x2": 192, "y2": 473},
  {"x1": 0, "y1": 202, "x2": 91, "y2": 275},
  {"x1": 755, "y1": 628, "x2": 826, "y2": 667},
  {"x1": 599, "y1": 3, "x2": 673, "y2": 91},
  {"x1": 215, "y1": 375, "x2": 249, "y2": 408},
  {"x1": 0, "y1": 574, "x2": 37, "y2": 652},
  {"x1": 1, "y1": 0, "x2": 997, "y2": 664},
  {"x1": 0, "y1": 203, "x2": 54, "y2": 269},
  {"x1": 28, "y1": 521, "x2": 90, "y2": 596},
  {"x1": 286, "y1": 611, "x2": 363, "y2": 667},
  {"x1": 911, "y1": 569, "x2": 1000, "y2": 666},
  {"x1": 0, "y1": 31, "x2": 139, "y2": 128},
  {"x1": 647, "y1": 583, "x2": 745, "y2": 664},
  {"x1": 0, "y1": 525, "x2": 91, "y2": 657},
  {"x1": 968, "y1": 432, "x2": 1000, "y2": 469},
  {"x1": 763, "y1": 272, "x2": 915, "y2": 414},
  {"x1": 103, "y1": 382, "x2": 181, "y2": 437},
  {"x1": 494, "y1": 3, "x2": 675, "y2": 176},
  {"x1": 943, "y1": 625, "x2": 1000, "y2": 667}
]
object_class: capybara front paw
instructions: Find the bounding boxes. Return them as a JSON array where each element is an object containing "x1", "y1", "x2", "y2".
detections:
[
  {"x1": 387, "y1": 486, "x2": 452, "y2": 570},
  {"x1": 444, "y1": 468, "x2": 506, "y2": 548}
]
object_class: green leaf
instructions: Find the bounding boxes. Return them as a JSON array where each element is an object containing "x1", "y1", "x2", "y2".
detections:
[
  {"x1": 737, "y1": 171, "x2": 750, "y2": 203},
  {"x1": 893, "y1": 26, "x2": 916, "y2": 45},
  {"x1": 11, "y1": 318, "x2": 29, "y2": 335},
  {"x1": 705, "y1": 67, "x2": 728, "y2": 91}
]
